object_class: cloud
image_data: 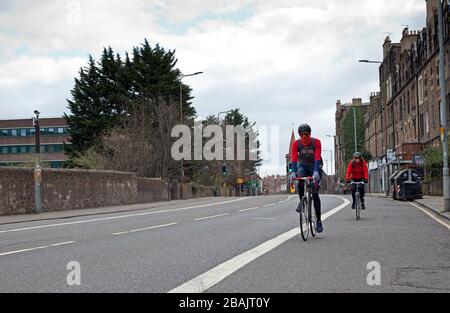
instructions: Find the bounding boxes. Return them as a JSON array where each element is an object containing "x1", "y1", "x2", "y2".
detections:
[
  {"x1": 0, "y1": 0, "x2": 427, "y2": 175},
  {"x1": 0, "y1": 56, "x2": 85, "y2": 87}
]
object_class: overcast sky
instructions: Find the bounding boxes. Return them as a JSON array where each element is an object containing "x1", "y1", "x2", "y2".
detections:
[{"x1": 0, "y1": 0, "x2": 426, "y2": 176}]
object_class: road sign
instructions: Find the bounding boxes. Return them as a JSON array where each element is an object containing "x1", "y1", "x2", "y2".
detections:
[
  {"x1": 386, "y1": 149, "x2": 396, "y2": 162},
  {"x1": 237, "y1": 178, "x2": 244, "y2": 184}
]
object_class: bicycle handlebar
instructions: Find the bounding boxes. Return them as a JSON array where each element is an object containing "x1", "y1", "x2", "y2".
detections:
[{"x1": 291, "y1": 176, "x2": 314, "y2": 182}]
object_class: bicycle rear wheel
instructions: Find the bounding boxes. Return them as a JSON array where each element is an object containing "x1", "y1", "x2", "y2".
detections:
[
  {"x1": 299, "y1": 198, "x2": 309, "y2": 241},
  {"x1": 309, "y1": 195, "x2": 317, "y2": 237}
]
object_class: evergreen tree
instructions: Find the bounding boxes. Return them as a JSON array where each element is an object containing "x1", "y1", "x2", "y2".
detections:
[
  {"x1": 65, "y1": 39, "x2": 196, "y2": 166},
  {"x1": 65, "y1": 56, "x2": 116, "y2": 162}
]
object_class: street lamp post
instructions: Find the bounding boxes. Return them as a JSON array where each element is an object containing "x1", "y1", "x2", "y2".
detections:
[
  {"x1": 217, "y1": 110, "x2": 232, "y2": 197},
  {"x1": 436, "y1": 0, "x2": 450, "y2": 212},
  {"x1": 353, "y1": 107, "x2": 358, "y2": 153},
  {"x1": 358, "y1": 60, "x2": 383, "y2": 64},
  {"x1": 33, "y1": 110, "x2": 42, "y2": 214},
  {"x1": 323, "y1": 149, "x2": 333, "y2": 175},
  {"x1": 179, "y1": 72, "x2": 203, "y2": 200}
]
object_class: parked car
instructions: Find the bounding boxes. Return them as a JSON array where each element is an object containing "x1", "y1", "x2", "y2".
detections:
[{"x1": 390, "y1": 169, "x2": 423, "y2": 201}]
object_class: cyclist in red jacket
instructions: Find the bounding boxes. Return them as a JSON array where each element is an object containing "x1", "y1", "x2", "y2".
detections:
[
  {"x1": 291, "y1": 124, "x2": 324, "y2": 233},
  {"x1": 345, "y1": 152, "x2": 369, "y2": 210}
]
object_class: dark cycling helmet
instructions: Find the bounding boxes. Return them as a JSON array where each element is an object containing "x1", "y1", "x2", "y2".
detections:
[
  {"x1": 353, "y1": 152, "x2": 362, "y2": 158},
  {"x1": 298, "y1": 124, "x2": 311, "y2": 134}
]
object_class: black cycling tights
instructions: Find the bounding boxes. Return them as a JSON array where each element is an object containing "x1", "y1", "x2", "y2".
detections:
[{"x1": 298, "y1": 181, "x2": 322, "y2": 222}]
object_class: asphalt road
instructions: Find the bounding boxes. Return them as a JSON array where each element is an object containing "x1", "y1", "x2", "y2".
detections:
[{"x1": 0, "y1": 194, "x2": 449, "y2": 292}]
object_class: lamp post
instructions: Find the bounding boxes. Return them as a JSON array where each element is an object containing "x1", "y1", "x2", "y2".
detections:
[
  {"x1": 323, "y1": 149, "x2": 333, "y2": 175},
  {"x1": 33, "y1": 110, "x2": 42, "y2": 213},
  {"x1": 436, "y1": 0, "x2": 450, "y2": 212},
  {"x1": 217, "y1": 110, "x2": 232, "y2": 197},
  {"x1": 358, "y1": 60, "x2": 382, "y2": 64},
  {"x1": 179, "y1": 71, "x2": 203, "y2": 200}
]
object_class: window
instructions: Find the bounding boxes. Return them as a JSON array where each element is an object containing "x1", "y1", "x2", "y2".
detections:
[
  {"x1": 400, "y1": 99, "x2": 403, "y2": 120},
  {"x1": 10, "y1": 146, "x2": 18, "y2": 154},
  {"x1": 413, "y1": 119, "x2": 417, "y2": 138},
  {"x1": 20, "y1": 129, "x2": 26, "y2": 136},
  {"x1": 386, "y1": 76, "x2": 392, "y2": 101},
  {"x1": 419, "y1": 113, "x2": 425, "y2": 138},
  {"x1": 18, "y1": 146, "x2": 27, "y2": 154},
  {"x1": 11, "y1": 129, "x2": 17, "y2": 136},
  {"x1": 47, "y1": 145, "x2": 56, "y2": 153},
  {"x1": 418, "y1": 75, "x2": 424, "y2": 104},
  {"x1": 0, "y1": 146, "x2": 8, "y2": 154},
  {"x1": 425, "y1": 112, "x2": 429, "y2": 134},
  {"x1": 58, "y1": 128, "x2": 64, "y2": 134}
]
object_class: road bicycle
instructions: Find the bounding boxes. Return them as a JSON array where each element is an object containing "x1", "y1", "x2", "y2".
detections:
[
  {"x1": 293, "y1": 176, "x2": 317, "y2": 241},
  {"x1": 350, "y1": 181, "x2": 365, "y2": 221}
]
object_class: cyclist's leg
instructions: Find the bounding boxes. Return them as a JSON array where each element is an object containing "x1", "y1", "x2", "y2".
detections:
[
  {"x1": 351, "y1": 184, "x2": 356, "y2": 208},
  {"x1": 296, "y1": 164, "x2": 307, "y2": 212},
  {"x1": 360, "y1": 182, "x2": 366, "y2": 209},
  {"x1": 307, "y1": 165, "x2": 321, "y2": 222},
  {"x1": 297, "y1": 164, "x2": 307, "y2": 200},
  {"x1": 360, "y1": 183, "x2": 365, "y2": 202}
]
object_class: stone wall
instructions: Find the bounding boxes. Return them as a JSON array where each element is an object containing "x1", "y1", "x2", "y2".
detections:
[
  {"x1": 137, "y1": 177, "x2": 169, "y2": 203},
  {"x1": 0, "y1": 167, "x2": 220, "y2": 216},
  {"x1": 0, "y1": 168, "x2": 34, "y2": 215}
]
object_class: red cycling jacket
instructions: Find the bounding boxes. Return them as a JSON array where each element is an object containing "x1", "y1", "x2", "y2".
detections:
[{"x1": 345, "y1": 159, "x2": 369, "y2": 180}]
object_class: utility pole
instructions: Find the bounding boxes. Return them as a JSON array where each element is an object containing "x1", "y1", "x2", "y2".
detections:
[
  {"x1": 437, "y1": 0, "x2": 450, "y2": 212},
  {"x1": 179, "y1": 71, "x2": 203, "y2": 200},
  {"x1": 353, "y1": 106, "x2": 358, "y2": 153},
  {"x1": 33, "y1": 110, "x2": 42, "y2": 214}
]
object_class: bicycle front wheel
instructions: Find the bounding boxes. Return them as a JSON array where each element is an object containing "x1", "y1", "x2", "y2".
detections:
[{"x1": 299, "y1": 198, "x2": 309, "y2": 241}]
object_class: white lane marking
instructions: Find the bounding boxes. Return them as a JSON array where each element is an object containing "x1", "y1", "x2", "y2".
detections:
[
  {"x1": 410, "y1": 202, "x2": 450, "y2": 230},
  {"x1": 168, "y1": 196, "x2": 350, "y2": 293},
  {"x1": 113, "y1": 223, "x2": 178, "y2": 236},
  {"x1": 194, "y1": 213, "x2": 229, "y2": 221},
  {"x1": 238, "y1": 207, "x2": 259, "y2": 212},
  {"x1": 50, "y1": 241, "x2": 76, "y2": 247},
  {"x1": 0, "y1": 246, "x2": 49, "y2": 257},
  {"x1": 0, "y1": 198, "x2": 248, "y2": 234},
  {"x1": 263, "y1": 203, "x2": 275, "y2": 207},
  {"x1": 0, "y1": 241, "x2": 76, "y2": 257}
]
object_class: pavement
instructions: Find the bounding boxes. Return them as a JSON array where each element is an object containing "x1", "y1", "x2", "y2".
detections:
[{"x1": 367, "y1": 193, "x2": 450, "y2": 222}]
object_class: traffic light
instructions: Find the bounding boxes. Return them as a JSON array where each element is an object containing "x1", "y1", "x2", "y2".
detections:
[
  {"x1": 221, "y1": 163, "x2": 227, "y2": 176},
  {"x1": 288, "y1": 162, "x2": 293, "y2": 172}
]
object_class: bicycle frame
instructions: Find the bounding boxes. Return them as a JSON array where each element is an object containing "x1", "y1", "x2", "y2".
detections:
[{"x1": 350, "y1": 181, "x2": 364, "y2": 220}]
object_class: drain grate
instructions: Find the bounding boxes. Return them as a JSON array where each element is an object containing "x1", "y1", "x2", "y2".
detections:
[{"x1": 392, "y1": 267, "x2": 450, "y2": 291}]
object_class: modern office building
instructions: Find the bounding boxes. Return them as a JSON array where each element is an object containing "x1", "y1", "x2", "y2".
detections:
[{"x1": 0, "y1": 117, "x2": 70, "y2": 168}]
